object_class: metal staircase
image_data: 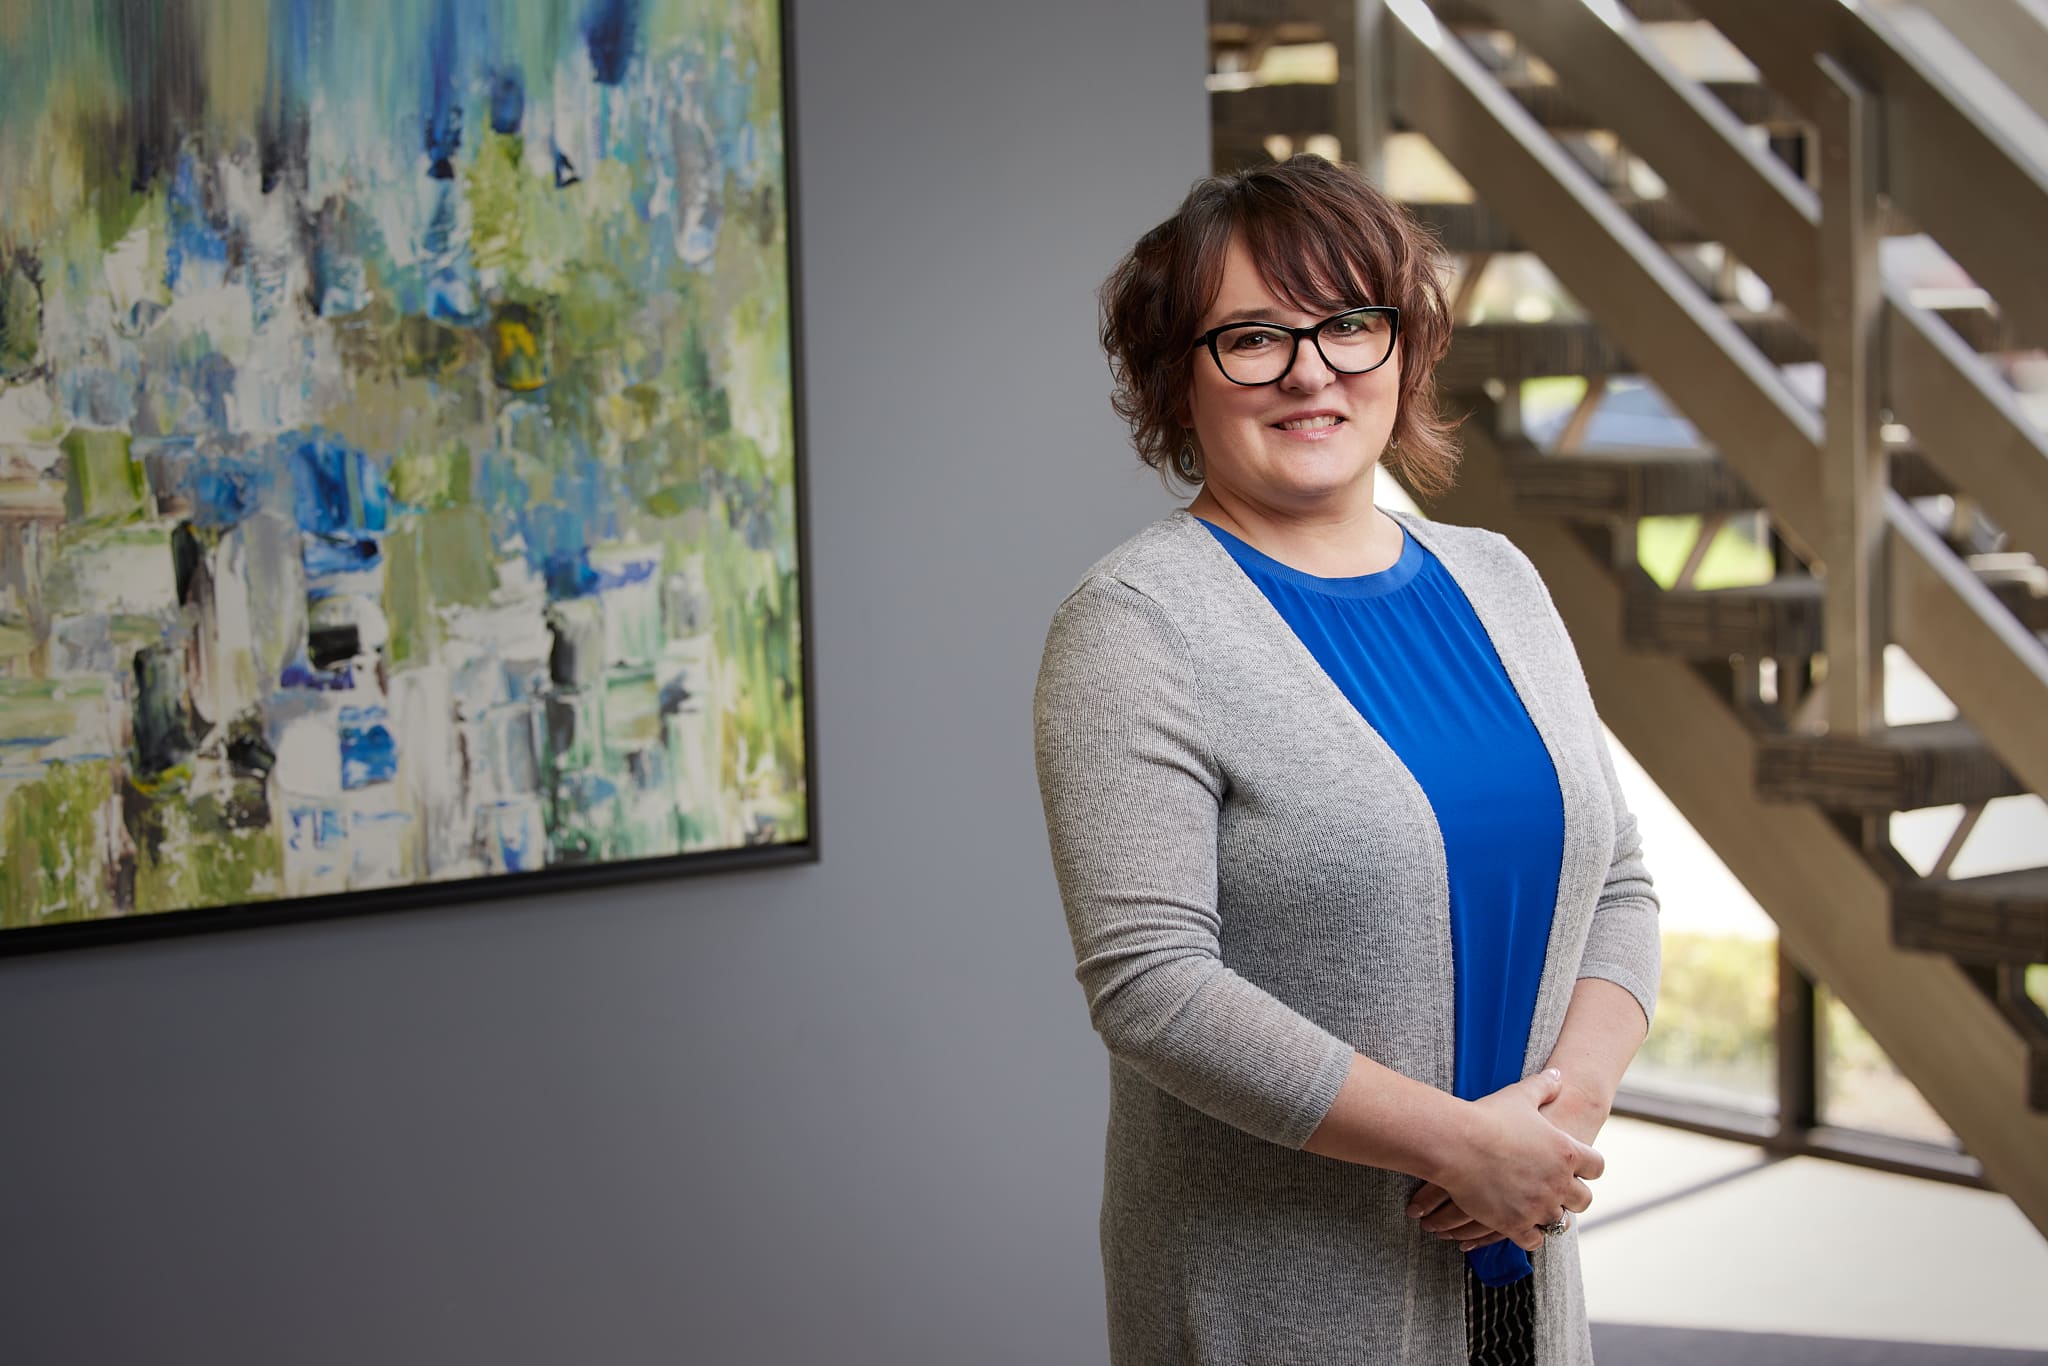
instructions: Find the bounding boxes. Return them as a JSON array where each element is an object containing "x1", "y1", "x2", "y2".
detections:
[{"x1": 1210, "y1": 0, "x2": 2048, "y2": 1233}]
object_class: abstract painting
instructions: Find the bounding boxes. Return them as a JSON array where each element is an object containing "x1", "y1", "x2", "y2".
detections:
[{"x1": 0, "y1": 0, "x2": 810, "y2": 948}]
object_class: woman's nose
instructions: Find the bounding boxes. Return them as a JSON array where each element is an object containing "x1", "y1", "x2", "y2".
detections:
[{"x1": 1280, "y1": 339, "x2": 1336, "y2": 390}]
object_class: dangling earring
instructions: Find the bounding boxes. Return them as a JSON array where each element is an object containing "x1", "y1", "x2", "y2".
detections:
[{"x1": 1177, "y1": 435, "x2": 1201, "y2": 481}]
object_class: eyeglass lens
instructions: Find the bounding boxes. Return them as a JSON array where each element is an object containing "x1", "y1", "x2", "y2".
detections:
[{"x1": 1210, "y1": 310, "x2": 1393, "y2": 385}]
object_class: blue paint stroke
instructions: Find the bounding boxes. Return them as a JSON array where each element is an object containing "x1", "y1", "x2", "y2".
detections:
[
  {"x1": 192, "y1": 354, "x2": 236, "y2": 431},
  {"x1": 302, "y1": 534, "x2": 383, "y2": 576},
  {"x1": 593, "y1": 556, "x2": 657, "y2": 592},
  {"x1": 164, "y1": 153, "x2": 230, "y2": 294},
  {"x1": 558, "y1": 771, "x2": 619, "y2": 810},
  {"x1": 422, "y1": 182, "x2": 479, "y2": 323},
  {"x1": 487, "y1": 800, "x2": 539, "y2": 872},
  {"x1": 542, "y1": 549, "x2": 598, "y2": 599},
  {"x1": 310, "y1": 197, "x2": 385, "y2": 319},
  {"x1": 286, "y1": 431, "x2": 389, "y2": 537},
  {"x1": 422, "y1": 0, "x2": 466, "y2": 179},
  {"x1": 489, "y1": 68, "x2": 525, "y2": 135},
  {"x1": 339, "y1": 706, "x2": 398, "y2": 789},
  {"x1": 581, "y1": 0, "x2": 642, "y2": 85},
  {"x1": 186, "y1": 454, "x2": 274, "y2": 528},
  {"x1": 287, "y1": 804, "x2": 349, "y2": 852},
  {"x1": 280, "y1": 661, "x2": 356, "y2": 691},
  {"x1": 478, "y1": 441, "x2": 624, "y2": 599},
  {"x1": 289, "y1": 431, "x2": 388, "y2": 576}
]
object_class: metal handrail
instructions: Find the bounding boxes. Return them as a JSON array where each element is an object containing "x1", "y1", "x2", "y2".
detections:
[{"x1": 1683, "y1": 0, "x2": 2048, "y2": 352}]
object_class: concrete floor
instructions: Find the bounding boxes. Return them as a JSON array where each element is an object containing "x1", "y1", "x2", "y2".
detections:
[{"x1": 1583, "y1": 1117, "x2": 2048, "y2": 1355}]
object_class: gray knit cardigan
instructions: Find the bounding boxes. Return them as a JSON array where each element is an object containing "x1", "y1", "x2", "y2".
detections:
[{"x1": 1033, "y1": 508, "x2": 1661, "y2": 1366}]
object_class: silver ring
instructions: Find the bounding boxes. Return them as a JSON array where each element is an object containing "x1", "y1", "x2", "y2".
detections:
[{"x1": 1538, "y1": 1211, "x2": 1571, "y2": 1237}]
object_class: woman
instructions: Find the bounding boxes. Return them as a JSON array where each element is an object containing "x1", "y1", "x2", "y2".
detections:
[{"x1": 1033, "y1": 156, "x2": 1660, "y2": 1365}]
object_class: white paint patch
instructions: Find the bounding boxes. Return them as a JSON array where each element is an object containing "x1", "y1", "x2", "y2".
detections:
[
  {"x1": 273, "y1": 710, "x2": 345, "y2": 799},
  {"x1": 101, "y1": 219, "x2": 172, "y2": 325},
  {"x1": 0, "y1": 379, "x2": 60, "y2": 443},
  {"x1": 390, "y1": 666, "x2": 469, "y2": 878},
  {"x1": 42, "y1": 531, "x2": 180, "y2": 619}
]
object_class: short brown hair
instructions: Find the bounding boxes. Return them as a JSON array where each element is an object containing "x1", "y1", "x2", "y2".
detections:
[{"x1": 1099, "y1": 155, "x2": 1459, "y2": 500}]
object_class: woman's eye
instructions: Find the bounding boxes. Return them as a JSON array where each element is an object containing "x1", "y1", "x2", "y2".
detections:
[
  {"x1": 1227, "y1": 329, "x2": 1282, "y2": 352},
  {"x1": 1326, "y1": 319, "x2": 1365, "y2": 338}
]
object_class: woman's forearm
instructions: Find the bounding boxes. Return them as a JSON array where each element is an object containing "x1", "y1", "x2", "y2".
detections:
[
  {"x1": 1310, "y1": 1051, "x2": 1604, "y2": 1247},
  {"x1": 1302, "y1": 1050, "x2": 1474, "y2": 1183},
  {"x1": 1539, "y1": 977, "x2": 1650, "y2": 1134},
  {"x1": 1408, "y1": 979, "x2": 1650, "y2": 1247}
]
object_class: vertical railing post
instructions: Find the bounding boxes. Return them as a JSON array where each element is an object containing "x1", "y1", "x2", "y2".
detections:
[
  {"x1": 1816, "y1": 56, "x2": 1886, "y2": 738},
  {"x1": 1339, "y1": 0, "x2": 1390, "y2": 183}
]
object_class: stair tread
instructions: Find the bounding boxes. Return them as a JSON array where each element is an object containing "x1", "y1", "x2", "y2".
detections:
[
  {"x1": 1623, "y1": 577, "x2": 1824, "y2": 658},
  {"x1": 1412, "y1": 196, "x2": 1922, "y2": 254},
  {"x1": 1500, "y1": 442, "x2": 1954, "y2": 517},
  {"x1": 1903, "y1": 865, "x2": 2048, "y2": 901},
  {"x1": 1757, "y1": 718, "x2": 2026, "y2": 811},
  {"x1": 1647, "y1": 577, "x2": 1821, "y2": 600}
]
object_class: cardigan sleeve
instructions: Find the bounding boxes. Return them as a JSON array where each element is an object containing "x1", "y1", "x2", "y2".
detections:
[
  {"x1": 1578, "y1": 729, "x2": 1662, "y2": 1030},
  {"x1": 1033, "y1": 575, "x2": 1357, "y2": 1149}
]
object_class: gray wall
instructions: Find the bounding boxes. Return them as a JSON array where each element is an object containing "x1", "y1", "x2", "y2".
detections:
[{"x1": 0, "y1": 3, "x2": 1204, "y2": 1362}]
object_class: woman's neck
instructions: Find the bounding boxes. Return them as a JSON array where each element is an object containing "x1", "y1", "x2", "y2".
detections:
[{"x1": 1187, "y1": 479, "x2": 1404, "y2": 578}]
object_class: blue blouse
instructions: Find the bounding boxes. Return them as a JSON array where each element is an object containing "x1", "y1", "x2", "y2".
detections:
[{"x1": 1202, "y1": 518, "x2": 1565, "y2": 1288}]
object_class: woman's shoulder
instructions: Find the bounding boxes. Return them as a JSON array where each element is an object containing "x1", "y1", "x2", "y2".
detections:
[
  {"x1": 1040, "y1": 511, "x2": 1237, "y2": 677},
  {"x1": 1386, "y1": 507, "x2": 1526, "y2": 569},
  {"x1": 1063, "y1": 508, "x2": 1214, "y2": 600}
]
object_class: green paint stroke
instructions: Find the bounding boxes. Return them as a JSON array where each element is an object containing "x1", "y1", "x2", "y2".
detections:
[
  {"x1": 131, "y1": 782, "x2": 282, "y2": 915},
  {"x1": 1, "y1": 759, "x2": 116, "y2": 927},
  {"x1": 383, "y1": 506, "x2": 496, "y2": 667},
  {"x1": 61, "y1": 428, "x2": 146, "y2": 523}
]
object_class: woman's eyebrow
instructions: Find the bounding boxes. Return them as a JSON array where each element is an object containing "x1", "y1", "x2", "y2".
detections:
[{"x1": 1206, "y1": 307, "x2": 1299, "y2": 326}]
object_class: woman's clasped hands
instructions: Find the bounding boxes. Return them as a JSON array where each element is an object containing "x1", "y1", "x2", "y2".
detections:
[{"x1": 1406, "y1": 1068, "x2": 1602, "y2": 1254}]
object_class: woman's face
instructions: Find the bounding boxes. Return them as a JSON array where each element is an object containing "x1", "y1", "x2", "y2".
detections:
[{"x1": 1185, "y1": 235, "x2": 1400, "y2": 517}]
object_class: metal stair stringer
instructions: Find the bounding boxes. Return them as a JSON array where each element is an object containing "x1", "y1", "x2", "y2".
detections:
[{"x1": 1426, "y1": 419, "x2": 2048, "y2": 1237}]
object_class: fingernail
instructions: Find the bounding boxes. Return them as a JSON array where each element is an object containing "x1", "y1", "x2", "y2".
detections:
[{"x1": 1544, "y1": 1067, "x2": 1561, "y2": 1080}]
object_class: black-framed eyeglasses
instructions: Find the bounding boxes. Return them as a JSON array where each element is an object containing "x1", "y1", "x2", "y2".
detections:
[{"x1": 1192, "y1": 306, "x2": 1401, "y2": 387}]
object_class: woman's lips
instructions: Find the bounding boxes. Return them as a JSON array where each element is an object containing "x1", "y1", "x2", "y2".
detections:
[{"x1": 1271, "y1": 413, "x2": 1346, "y2": 438}]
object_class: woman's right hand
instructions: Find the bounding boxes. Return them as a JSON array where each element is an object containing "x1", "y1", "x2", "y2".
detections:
[{"x1": 1423, "y1": 1068, "x2": 1601, "y2": 1252}]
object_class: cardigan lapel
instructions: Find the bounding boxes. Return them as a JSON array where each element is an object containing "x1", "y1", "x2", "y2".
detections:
[{"x1": 1163, "y1": 508, "x2": 1461, "y2": 1089}]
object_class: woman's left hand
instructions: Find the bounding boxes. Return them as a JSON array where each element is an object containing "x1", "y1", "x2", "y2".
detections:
[{"x1": 1408, "y1": 1081, "x2": 1612, "y2": 1250}]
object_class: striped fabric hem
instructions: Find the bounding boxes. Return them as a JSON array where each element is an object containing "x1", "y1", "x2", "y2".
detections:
[{"x1": 1465, "y1": 1263, "x2": 1537, "y2": 1365}]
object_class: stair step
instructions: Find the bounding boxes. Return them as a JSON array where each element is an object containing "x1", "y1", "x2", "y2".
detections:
[
  {"x1": 1495, "y1": 77, "x2": 1793, "y2": 132},
  {"x1": 1756, "y1": 719, "x2": 2026, "y2": 811},
  {"x1": 1443, "y1": 318, "x2": 1807, "y2": 384},
  {"x1": 1895, "y1": 866, "x2": 2048, "y2": 964},
  {"x1": 1430, "y1": 0, "x2": 1702, "y2": 27},
  {"x1": 1220, "y1": 78, "x2": 1791, "y2": 148},
  {"x1": 1410, "y1": 195, "x2": 1918, "y2": 255},
  {"x1": 1445, "y1": 311, "x2": 2001, "y2": 385},
  {"x1": 1212, "y1": 82, "x2": 1339, "y2": 140},
  {"x1": 1506, "y1": 447, "x2": 1758, "y2": 518},
  {"x1": 1503, "y1": 446, "x2": 1948, "y2": 519},
  {"x1": 1414, "y1": 198, "x2": 1707, "y2": 252},
  {"x1": 1622, "y1": 578, "x2": 1823, "y2": 657},
  {"x1": 1972, "y1": 555, "x2": 2048, "y2": 632}
]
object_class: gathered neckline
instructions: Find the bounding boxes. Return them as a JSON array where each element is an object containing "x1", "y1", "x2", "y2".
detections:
[{"x1": 1194, "y1": 516, "x2": 1426, "y2": 600}]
